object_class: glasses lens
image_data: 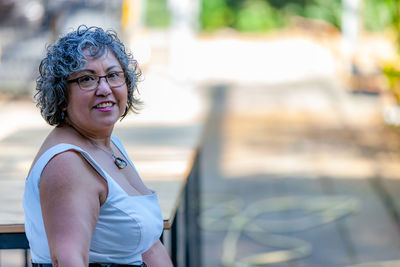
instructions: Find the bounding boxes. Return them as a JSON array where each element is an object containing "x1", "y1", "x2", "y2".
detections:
[
  {"x1": 75, "y1": 72, "x2": 125, "y2": 90},
  {"x1": 78, "y1": 75, "x2": 97, "y2": 90},
  {"x1": 107, "y1": 72, "x2": 125, "y2": 87}
]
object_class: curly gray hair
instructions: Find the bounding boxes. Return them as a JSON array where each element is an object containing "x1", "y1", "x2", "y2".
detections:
[{"x1": 35, "y1": 25, "x2": 142, "y2": 126}]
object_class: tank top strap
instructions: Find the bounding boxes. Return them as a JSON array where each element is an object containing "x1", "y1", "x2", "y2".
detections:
[
  {"x1": 110, "y1": 136, "x2": 126, "y2": 157},
  {"x1": 111, "y1": 135, "x2": 140, "y2": 175},
  {"x1": 30, "y1": 143, "x2": 109, "y2": 184}
]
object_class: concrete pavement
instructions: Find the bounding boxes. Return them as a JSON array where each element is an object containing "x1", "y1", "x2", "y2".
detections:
[{"x1": 198, "y1": 76, "x2": 400, "y2": 266}]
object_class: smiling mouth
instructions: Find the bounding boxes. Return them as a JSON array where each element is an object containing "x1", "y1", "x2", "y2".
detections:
[{"x1": 94, "y1": 102, "x2": 114, "y2": 109}]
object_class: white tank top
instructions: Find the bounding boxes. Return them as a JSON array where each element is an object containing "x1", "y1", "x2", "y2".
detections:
[{"x1": 23, "y1": 136, "x2": 163, "y2": 264}]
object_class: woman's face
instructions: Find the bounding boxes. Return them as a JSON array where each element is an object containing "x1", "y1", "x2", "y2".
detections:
[{"x1": 66, "y1": 49, "x2": 127, "y2": 136}]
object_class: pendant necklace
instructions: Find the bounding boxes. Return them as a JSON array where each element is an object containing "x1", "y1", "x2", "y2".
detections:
[
  {"x1": 88, "y1": 140, "x2": 127, "y2": 170},
  {"x1": 68, "y1": 122, "x2": 127, "y2": 170}
]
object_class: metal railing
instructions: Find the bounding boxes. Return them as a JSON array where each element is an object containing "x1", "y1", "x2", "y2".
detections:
[
  {"x1": 170, "y1": 149, "x2": 201, "y2": 267},
  {"x1": 0, "y1": 149, "x2": 202, "y2": 267}
]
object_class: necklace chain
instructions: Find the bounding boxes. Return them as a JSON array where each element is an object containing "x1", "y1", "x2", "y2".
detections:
[
  {"x1": 88, "y1": 139, "x2": 116, "y2": 159},
  {"x1": 67, "y1": 123, "x2": 127, "y2": 170}
]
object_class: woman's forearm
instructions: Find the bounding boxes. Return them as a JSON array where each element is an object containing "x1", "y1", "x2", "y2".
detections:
[{"x1": 142, "y1": 240, "x2": 173, "y2": 267}]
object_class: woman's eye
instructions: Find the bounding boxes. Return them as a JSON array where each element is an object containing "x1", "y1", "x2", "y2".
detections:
[
  {"x1": 107, "y1": 72, "x2": 120, "y2": 79},
  {"x1": 79, "y1": 75, "x2": 95, "y2": 83}
]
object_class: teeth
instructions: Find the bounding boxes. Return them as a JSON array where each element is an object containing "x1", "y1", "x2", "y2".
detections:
[{"x1": 96, "y1": 102, "x2": 113, "y2": 108}]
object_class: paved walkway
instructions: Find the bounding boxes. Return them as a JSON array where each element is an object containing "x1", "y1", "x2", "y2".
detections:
[{"x1": 199, "y1": 79, "x2": 400, "y2": 266}]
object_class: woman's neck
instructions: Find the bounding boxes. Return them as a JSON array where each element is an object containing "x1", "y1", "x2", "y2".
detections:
[{"x1": 65, "y1": 120, "x2": 112, "y2": 148}]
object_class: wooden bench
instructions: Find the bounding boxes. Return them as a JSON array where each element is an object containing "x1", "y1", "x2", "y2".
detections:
[{"x1": 0, "y1": 123, "x2": 203, "y2": 267}]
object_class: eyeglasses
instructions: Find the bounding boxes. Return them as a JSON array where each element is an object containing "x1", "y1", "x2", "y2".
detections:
[{"x1": 67, "y1": 71, "x2": 126, "y2": 91}]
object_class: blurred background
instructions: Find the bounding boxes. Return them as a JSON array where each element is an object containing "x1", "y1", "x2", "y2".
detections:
[
  {"x1": 0, "y1": 0, "x2": 397, "y2": 97},
  {"x1": 2, "y1": 0, "x2": 400, "y2": 266}
]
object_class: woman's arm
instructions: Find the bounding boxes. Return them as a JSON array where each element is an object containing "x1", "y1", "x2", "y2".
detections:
[
  {"x1": 40, "y1": 151, "x2": 107, "y2": 267},
  {"x1": 142, "y1": 240, "x2": 173, "y2": 267}
]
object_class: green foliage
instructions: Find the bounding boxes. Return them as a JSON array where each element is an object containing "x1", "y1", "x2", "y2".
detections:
[
  {"x1": 278, "y1": 0, "x2": 342, "y2": 28},
  {"x1": 201, "y1": 0, "x2": 235, "y2": 30},
  {"x1": 145, "y1": 0, "x2": 170, "y2": 28},
  {"x1": 363, "y1": 0, "x2": 396, "y2": 31},
  {"x1": 145, "y1": 0, "x2": 399, "y2": 33},
  {"x1": 235, "y1": 0, "x2": 286, "y2": 32},
  {"x1": 302, "y1": 0, "x2": 342, "y2": 28},
  {"x1": 201, "y1": 0, "x2": 343, "y2": 32}
]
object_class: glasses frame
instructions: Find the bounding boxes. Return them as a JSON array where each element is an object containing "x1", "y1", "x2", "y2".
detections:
[{"x1": 67, "y1": 71, "x2": 126, "y2": 91}]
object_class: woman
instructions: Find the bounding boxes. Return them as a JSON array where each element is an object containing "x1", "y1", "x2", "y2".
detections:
[{"x1": 23, "y1": 25, "x2": 173, "y2": 267}]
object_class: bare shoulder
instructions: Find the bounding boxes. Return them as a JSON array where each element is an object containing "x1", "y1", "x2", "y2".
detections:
[
  {"x1": 30, "y1": 127, "x2": 79, "y2": 170},
  {"x1": 42, "y1": 150, "x2": 90, "y2": 181},
  {"x1": 41, "y1": 150, "x2": 107, "y2": 203}
]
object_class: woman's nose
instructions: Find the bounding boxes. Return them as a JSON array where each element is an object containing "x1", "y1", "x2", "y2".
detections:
[{"x1": 95, "y1": 77, "x2": 112, "y2": 96}]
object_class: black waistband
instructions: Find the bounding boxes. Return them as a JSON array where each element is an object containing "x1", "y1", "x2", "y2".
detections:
[{"x1": 32, "y1": 263, "x2": 146, "y2": 267}]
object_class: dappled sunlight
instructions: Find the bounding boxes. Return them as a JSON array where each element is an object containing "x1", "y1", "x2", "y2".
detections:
[
  {"x1": 220, "y1": 106, "x2": 400, "y2": 180},
  {"x1": 222, "y1": 149, "x2": 377, "y2": 179}
]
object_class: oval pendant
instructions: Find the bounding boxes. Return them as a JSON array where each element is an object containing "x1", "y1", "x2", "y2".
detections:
[{"x1": 114, "y1": 157, "x2": 127, "y2": 169}]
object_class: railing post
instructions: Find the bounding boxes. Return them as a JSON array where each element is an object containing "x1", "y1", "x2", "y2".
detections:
[
  {"x1": 184, "y1": 150, "x2": 201, "y2": 267},
  {"x1": 24, "y1": 249, "x2": 29, "y2": 267},
  {"x1": 171, "y1": 211, "x2": 178, "y2": 266}
]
